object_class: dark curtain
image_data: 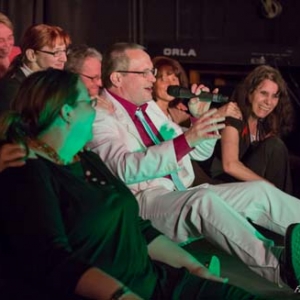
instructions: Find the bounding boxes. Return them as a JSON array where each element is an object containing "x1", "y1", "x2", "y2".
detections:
[
  {"x1": 0, "y1": 0, "x2": 137, "y2": 53},
  {"x1": 1, "y1": 0, "x2": 300, "y2": 63}
]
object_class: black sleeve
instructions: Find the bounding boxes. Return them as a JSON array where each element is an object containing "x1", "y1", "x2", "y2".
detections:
[
  {"x1": 0, "y1": 160, "x2": 91, "y2": 297},
  {"x1": 225, "y1": 116, "x2": 243, "y2": 133},
  {"x1": 0, "y1": 79, "x2": 19, "y2": 113}
]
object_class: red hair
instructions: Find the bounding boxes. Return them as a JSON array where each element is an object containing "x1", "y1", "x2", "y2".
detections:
[{"x1": 21, "y1": 24, "x2": 71, "y2": 55}]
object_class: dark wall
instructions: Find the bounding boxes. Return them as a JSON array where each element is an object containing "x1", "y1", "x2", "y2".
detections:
[
  {"x1": 0, "y1": 0, "x2": 136, "y2": 52},
  {"x1": 140, "y1": 0, "x2": 300, "y2": 67},
  {"x1": 1, "y1": 0, "x2": 300, "y2": 67}
]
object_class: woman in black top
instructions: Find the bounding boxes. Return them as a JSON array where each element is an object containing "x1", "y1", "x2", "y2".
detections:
[{"x1": 204, "y1": 65, "x2": 293, "y2": 193}]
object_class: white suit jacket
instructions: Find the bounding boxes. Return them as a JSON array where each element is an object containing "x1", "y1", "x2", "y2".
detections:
[{"x1": 88, "y1": 89, "x2": 217, "y2": 196}]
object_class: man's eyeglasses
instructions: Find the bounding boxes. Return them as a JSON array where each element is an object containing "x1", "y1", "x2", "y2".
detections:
[
  {"x1": 76, "y1": 99, "x2": 98, "y2": 107},
  {"x1": 116, "y1": 68, "x2": 157, "y2": 78},
  {"x1": 79, "y1": 73, "x2": 101, "y2": 83},
  {"x1": 36, "y1": 49, "x2": 67, "y2": 58}
]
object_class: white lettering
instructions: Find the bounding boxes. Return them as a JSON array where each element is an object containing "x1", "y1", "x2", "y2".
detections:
[
  {"x1": 164, "y1": 48, "x2": 171, "y2": 55},
  {"x1": 163, "y1": 48, "x2": 197, "y2": 57}
]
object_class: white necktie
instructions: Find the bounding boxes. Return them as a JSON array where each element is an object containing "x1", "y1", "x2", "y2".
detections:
[{"x1": 135, "y1": 108, "x2": 186, "y2": 191}]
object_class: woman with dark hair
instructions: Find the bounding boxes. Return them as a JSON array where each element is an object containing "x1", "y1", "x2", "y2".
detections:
[
  {"x1": 0, "y1": 23, "x2": 71, "y2": 113},
  {"x1": 205, "y1": 65, "x2": 294, "y2": 193},
  {"x1": 0, "y1": 68, "x2": 260, "y2": 300},
  {"x1": 152, "y1": 56, "x2": 241, "y2": 185},
  {"x1": 152, "y1": 56, "x2": 241, "y2": 127},
  {"x1": 152, "y1": 56, "x2": 192, "y2": 128}
]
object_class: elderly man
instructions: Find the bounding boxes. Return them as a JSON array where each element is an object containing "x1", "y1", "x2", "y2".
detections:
[
  {"x1": 65, "y1": 44, "x2": 102, "y2": 97},
  {"x1": 0, "y1": 12, "x2": 21, "y2": 78}
]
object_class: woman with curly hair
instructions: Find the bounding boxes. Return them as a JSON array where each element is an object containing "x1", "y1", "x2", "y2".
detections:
[{"x1": 205, "y1": 65, "x2": 294, "y2": 193}]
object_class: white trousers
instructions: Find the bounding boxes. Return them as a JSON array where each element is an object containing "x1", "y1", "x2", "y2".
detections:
[{"x1": 136, "y1": 180, "x2": 300, "y2": 284}]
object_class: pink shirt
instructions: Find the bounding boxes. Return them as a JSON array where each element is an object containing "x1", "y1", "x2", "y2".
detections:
[
  {"x1": 9, "y1": 46, "x2": 21, "y2": 62},
  {"x1": 108, "y1": 90, "x2": 193, "y2": 162}
]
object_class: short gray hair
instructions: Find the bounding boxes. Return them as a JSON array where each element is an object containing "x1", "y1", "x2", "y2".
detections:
[
  {"x1": 0, "y1": 12, "x2": 13, "y2": 31},
  {"x1": 101, "y1": 42, "x2": 145, "y2": 89},
  {"x1": 65, "y1": 44, "x2": 102, "y2": 74}
]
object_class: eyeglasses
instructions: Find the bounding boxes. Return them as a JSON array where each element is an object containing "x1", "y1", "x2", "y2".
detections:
[
  {"x1": 116, "y1": 68, "x2": 157, "y2": 78},
  {"x1": 36, "y1": 49, "x2": 67, "y2": 58},
  {"x1": 79, "y1": 73, "x2": 101, "y2": 83},
  {"x1": 76, "y1": 99, "x2": 98, "y2": 107}
]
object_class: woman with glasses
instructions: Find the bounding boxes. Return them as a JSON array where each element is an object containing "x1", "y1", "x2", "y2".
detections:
[
  {"x1": 0, "y1": 68, "x2": 261, "y2": 300},
  {"x1": 0, "y1": 23, "x2": 71, "y2": 114}
]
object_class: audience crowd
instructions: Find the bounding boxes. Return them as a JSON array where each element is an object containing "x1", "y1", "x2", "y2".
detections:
[{"x1": 0, "y1": 12, "x2": 300, "y2": 300}]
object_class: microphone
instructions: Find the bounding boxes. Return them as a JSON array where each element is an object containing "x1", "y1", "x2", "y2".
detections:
[{"x1": 167, "y1": 85, "x2": 229, "y2": 103}]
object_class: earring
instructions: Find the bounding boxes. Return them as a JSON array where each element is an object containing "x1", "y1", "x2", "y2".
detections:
[{"x1": 60, "y1": 113, "x2": 71, "y2": 124}]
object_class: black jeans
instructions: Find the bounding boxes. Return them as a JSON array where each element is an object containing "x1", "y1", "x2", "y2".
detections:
[{"x1": 215, "y1": 136, "x2": 292, "y2": 194}]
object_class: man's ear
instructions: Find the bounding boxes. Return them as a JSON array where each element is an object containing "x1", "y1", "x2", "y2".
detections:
[
  {"x1": 60, "y1": 103, "x2": 73, "y2": 124},
  {"x1": 110, "y1": 71, "x2": 122, "y2": 87},
  {"x1": 25, "y1": 49, "x2": 37, "y2": 62}
]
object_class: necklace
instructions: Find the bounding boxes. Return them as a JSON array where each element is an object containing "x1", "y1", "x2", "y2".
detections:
[{"x1": 30, "y1": 139, "x2": 80, "y2": 165}]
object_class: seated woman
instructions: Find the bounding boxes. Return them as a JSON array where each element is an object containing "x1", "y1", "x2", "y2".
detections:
[
  {"x1": 151, "y1": 56, "x2": 241, "y2": 186},
  {"x1": 0, "y1": 69, "x2": 260, "y2": 299},
  {"x1": 0, "y1": 12, "x2": 21, "y2": 78},
  {"x1": 0, "y1": 23, "x2": 71, "y2": 114},
  {"x1": 202, "y1": 65, "x2": 293, "y2": 194},
  {"x1": 152, "y1": 56, "x2": 192, "y2": 128}
]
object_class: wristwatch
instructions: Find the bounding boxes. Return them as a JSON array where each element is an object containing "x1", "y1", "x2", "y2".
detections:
[{"x1": 110, "y1": 286, "x2": 130, "y2": 300}]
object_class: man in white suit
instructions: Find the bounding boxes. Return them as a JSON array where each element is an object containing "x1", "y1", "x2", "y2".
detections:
[{"x1": 89, "y1": 42, "x2": 300, "y2": 291}]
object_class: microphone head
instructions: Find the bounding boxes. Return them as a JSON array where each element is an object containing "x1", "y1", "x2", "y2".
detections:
[
  {"x1": 167, "y1": 85, "x2": 182, "y2": 97},
  {"x1": 211, "y1": 94, "x2": 229, "y2": 103}
]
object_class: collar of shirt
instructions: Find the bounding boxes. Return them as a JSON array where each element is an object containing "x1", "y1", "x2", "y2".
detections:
[
  {"x1": 106, "y1": 90, "x2": 148, "y2": 119},
  {"x1": 20, "y1": 63, "x2": 34, "y2": 77}
]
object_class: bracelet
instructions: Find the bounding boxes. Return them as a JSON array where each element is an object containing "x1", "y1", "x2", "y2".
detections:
[{"x1": 110, "y1": 286, "x2": 130, "y2": 300}]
